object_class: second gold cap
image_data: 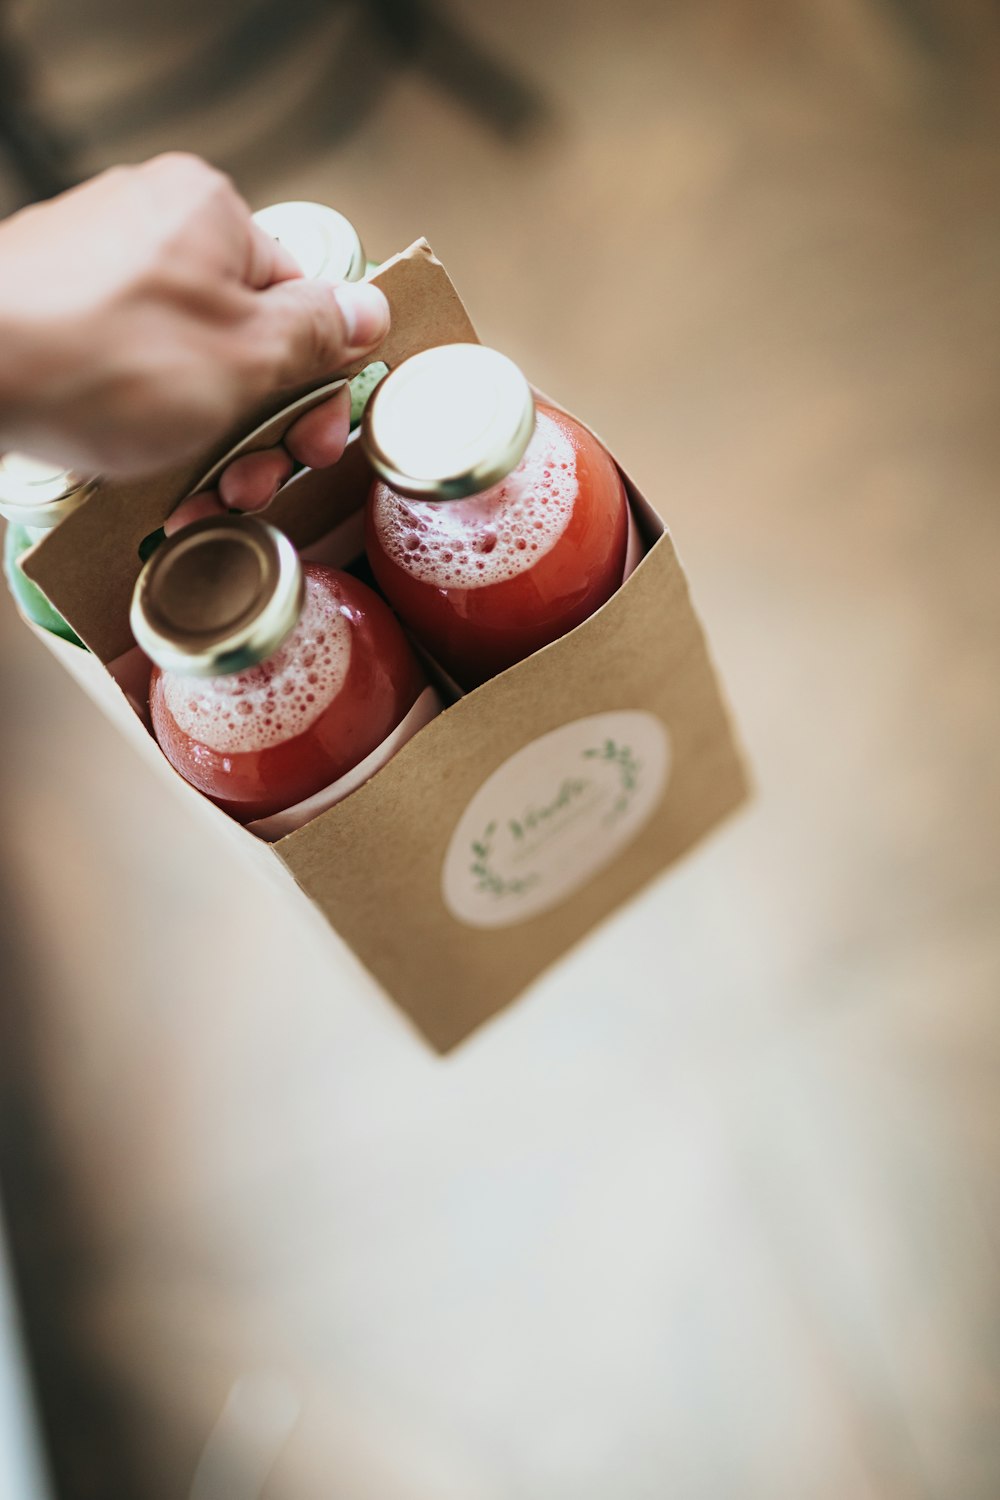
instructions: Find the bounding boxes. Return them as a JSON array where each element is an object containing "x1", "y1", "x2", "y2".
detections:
[{"x1": 361, "y1": 344, "x2": 536, "y2": 501}]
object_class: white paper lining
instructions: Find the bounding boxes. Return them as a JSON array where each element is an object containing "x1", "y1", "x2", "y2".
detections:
[
  {"x1": 246, "y1": 685, "x2": 443, "y2": 841},
  {"x1": 622, "y1": 499, "x2": 643, "y2": 582}
]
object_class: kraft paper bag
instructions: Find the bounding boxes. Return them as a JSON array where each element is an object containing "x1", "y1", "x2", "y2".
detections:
[{"x1": 19, "y1": 240, "x2": 749, "y2": 1051}]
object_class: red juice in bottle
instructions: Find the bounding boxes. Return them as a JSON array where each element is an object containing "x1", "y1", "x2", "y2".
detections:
[
  {"x1": 132, "y1": 516, "x2": 425, "y2": 823},
  {"x1": 362, "y1": 346, "x2": 628, "y2": 688}
]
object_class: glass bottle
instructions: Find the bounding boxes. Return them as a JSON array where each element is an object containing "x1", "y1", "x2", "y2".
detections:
[
  {"x1": 362, "y1": 344, "x2": 629, "y2": 688},
  {"x1": 0, "y1": 453, "x2": 96, "y2": 645},
  {"x1": 131, "y1": 515, "x2": 426, "y2": 822}
]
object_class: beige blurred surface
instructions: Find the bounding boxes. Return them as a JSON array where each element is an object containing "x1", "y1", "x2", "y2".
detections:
[{"x1": 1, "y1": 2, "x2": 999, "y2": 1497}]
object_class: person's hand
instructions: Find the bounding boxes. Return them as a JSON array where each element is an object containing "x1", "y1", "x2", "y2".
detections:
[
  {"x1": 164, "y1": 392, "x2": 356, "y2": 536},
  {"x1": 0, "y1": 154, "x2": 388, "y2": 490}
]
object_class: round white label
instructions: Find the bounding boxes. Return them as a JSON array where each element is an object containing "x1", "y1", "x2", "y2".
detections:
[{"x1": 442, "y1": 711, "x2": 671, "y2": 929}]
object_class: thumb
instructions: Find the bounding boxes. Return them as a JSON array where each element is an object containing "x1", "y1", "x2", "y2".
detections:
[{"x1": 262, "y1": 277, "x2": 390, "y2": 387}]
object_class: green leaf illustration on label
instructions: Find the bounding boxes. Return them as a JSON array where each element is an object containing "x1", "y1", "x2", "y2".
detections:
[
  {"x1": 470, "y1": 820, "x2": 539, "y2": 898},
  {"x1": 443, "y1": 712, "x2": 671, "y2": 928},
  {"x1": 582, "y1": 739, "x2": 641, "y2": 820}
]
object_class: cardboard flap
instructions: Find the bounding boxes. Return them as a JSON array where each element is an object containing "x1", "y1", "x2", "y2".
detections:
[{"x1": 21, "y1": 239, "x2": 478, "y2": 663}]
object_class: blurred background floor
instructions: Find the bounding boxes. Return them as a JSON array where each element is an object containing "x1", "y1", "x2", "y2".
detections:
[{"x1": 1, "y1": 1, "x2": 999, "y2": 1497}]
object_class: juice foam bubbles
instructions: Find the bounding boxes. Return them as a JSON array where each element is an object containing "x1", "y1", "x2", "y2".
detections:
[
  {"x1": 371, "y1": 409, "x2": 579, "y2": 591},
  {"x1": 161, "y1": 572, "x2": 351, "y2": 753}
]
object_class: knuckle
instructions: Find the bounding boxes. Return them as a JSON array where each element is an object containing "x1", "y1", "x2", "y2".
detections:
[
  {"x1": 243, "y1": 323, "x2": 292, "y2": 395},
  {"x1": 146, "y1": 151, "x2": 205, "y2": 190},
  {"x1": 299, "y1": 290, "x2": 329, "y2": 371},
  {"x1": 147, "y1": 153, "x2": 236, "y2": 211},
  {"x1": 286, "y1": 284, "x2": 341, "y2": 380},
  {"x1": 95, "y1": 162, "x2": 133, "y2": 190},
  {"x1": 149, "y1": 150, "x2": 210, "y2": 180}
]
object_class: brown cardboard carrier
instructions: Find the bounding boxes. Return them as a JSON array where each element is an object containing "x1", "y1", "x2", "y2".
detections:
[{"x1": 19, "y1": 241, "x2": 749, "y2": 1052}]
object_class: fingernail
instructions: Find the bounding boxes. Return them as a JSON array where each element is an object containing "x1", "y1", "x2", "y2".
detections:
[{"x1": 333, "y1": 281, "x2": 389, "y2": 348}]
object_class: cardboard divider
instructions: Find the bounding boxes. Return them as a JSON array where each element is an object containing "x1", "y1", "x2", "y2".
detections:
[{"x1": 12, "y1": 236, "x2": 750, "y2": 1052}]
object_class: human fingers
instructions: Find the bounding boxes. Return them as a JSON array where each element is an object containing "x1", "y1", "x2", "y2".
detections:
[
  {"x1": 135, "y1": 155, "x2": 300, "y2": 292},
  {"x1": 260, "y1": 278, "x2": 390, "y2": 389},
  {"x1": 208, "y1": 384, "x2": 349, "y2": 522},
  {"x1": 164, "y1": 490, "x2": 227, "y2": 536},
  {"x1": 218, "y1": 447, "x2": 294, "y2": 511},
  {"x1": 135, "y1": 153, "x2": 250, "y2": 274},
  {"x1": 245, "y1": 217, "x2": 303, "y2": 290},
  {"x1": 283, "y1": 384, "x2": 352, "y2": 470}
]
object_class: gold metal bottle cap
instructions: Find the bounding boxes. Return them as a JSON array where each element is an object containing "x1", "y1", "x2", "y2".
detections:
[
  {"x1": 0, "y1": 452, "x2": 98, "y2": 528},
  {"x1": 130, "y1": 515, "x2": 304, "y2": 678},
  {"x1": 361, "y1": 344, "x2": 536, "y2": 501},
  {"x1": 252, "y1": 200, "x2": 366, "y2": 284}
]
